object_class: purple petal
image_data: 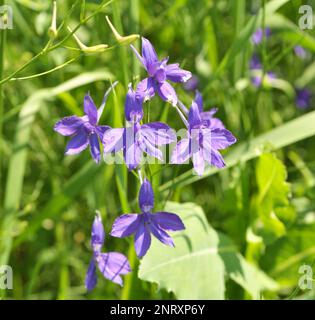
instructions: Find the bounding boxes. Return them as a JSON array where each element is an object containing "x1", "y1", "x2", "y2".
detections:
[
  {"x1": 192, "y1": 148, "x2": 205, "y2": 175},
  {"x1": 207, "y1": 128, "x2": 237, "y2": 150},
  {"x1": 89, "y1": 133, "x2": 101, "y2": 163},
  {"x1": 142, "y1": 37, "x2": 159, "y2": 70},
  {"x1": 204, "y1": 148, "x2": 225, "y2": 168},
  {"x1": 103, "y1": 128, "x2": 124, "y2": 153},
  {"x1": 183, "y1": 75, "x2": 199, "y2": 91},
  {"x1": 151, "y1": 212, "x2": 185, "y2": 231},
  {"x1": 110, "y1": 214, "x2": 141, "y2": 238},
  {"x1": 91, "y1": 212, "x2": 105, "y2": 252},
  {"x1": 156, "y1": 81, "x2": 178, "y2": 106},
  {"x1": 296, "y1": 88, "x2": 312, "y2": 109},
  {"x1": 124, "y1": 138, "x2": 142, "y2": 171},
  {"x1": 54, "y1": 115, "x2": 84, "y2": 136},
  {"x1": 95, "y1": 125, "x2": 110, "y2": 141},
  {"x1": 294, "y1": 45, "x2": 307, "y2": 59},
  {"x1": 97, "y1": 252, "x2": 131, "y2": 286},
  {"x1": 130, "y1": 44, "x2": 146, "y2": 69},
  {"x1": 188, "y1": 101, "x2": 201, "y2": 128},
  {"x1": 84, "y1": 94, "x2": 98, "y2": 125},
  {"x1": 150, "y1": 220, "x2": 174, "y2": 247},
  {"x1": 194, "y1": 90, "x2": 203, "y2": 112},
  {"x1": 138, "y1": 135, "x2": 163, "y2": 161},
  {"x1": 136, "y1": 77, "x2": 156, "y2": 102},
  {"x1": 165, "y1": 63, "x2": 191, "y2": 83},
  {"x1": 250, "y1": 54, "x2": 262, "y2": 70},
  {"x1": 171, "y1": 138, "x2": 191, "y2": 164},
  {"x1": 134, "y1": 218, "x2": 151, "y2": 258},
  {"x1": 125, "y1": 84, "x2": 143, "y2": 122},
  {"x1": 139, "y1": 179, "x2": 154, "y2": 213},
  {"x1": 65, "y1": 130, "x2": 89, "y2": 155},
  {"x1": 141, "y1": 122, "x2": 176, "y2": 145},
  {"x1": 85, "y1": 259, "x2": 97, "y2": 291}
]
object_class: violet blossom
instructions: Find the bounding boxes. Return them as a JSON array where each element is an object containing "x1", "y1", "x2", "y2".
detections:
[
  {"x1": 183, "y1": 74, "x2": 199, "y2": 91},
  {"x1": 295, "y1": 88, "x2": 312, "y2": 109},
  {"x1": 294, "y1": 45, "x2": 307, "y2": 59},
  {"x1": 249, "y1": 55, "x2": 276, "y2": 88},
  {"x1": 103, "y1": 85, "x2": 176, "y2": 170},
  {"x1": 171, "y1": 101, "x2": 236, "y2": 175},
  {"x1": 251, "y1": 27, "x2": 271, "y2": 45},
  {"x1": 54, "y1": 83, "x2": 117, "y2": 163},
  {"x1": 85, "y1": 212, "x2": 131, "y2": 291},
  {"x1": 110, "y1": 179, "x2": 185, "y2": 258},
  {"x1": 130, "y1": 37, "x2": 191, "y2": 106}
]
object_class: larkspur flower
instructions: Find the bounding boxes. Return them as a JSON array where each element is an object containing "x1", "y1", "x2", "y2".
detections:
[
  {"x1": 295, "y1": 88, "x2": 312, "y2": 109},
  {"x1": 249, "y1": 55, "x2": 276, "y2": 88},
  {"x1": 251, "y1": 27, "x2": 271, "y2": 45},
  {"x1": 103, "y1": 85, "x2": 176, "y2": 170},
  {"x1": 110, "y1": 179, "x2": 185, "y2": 258},
  {"x1": 249, "y1": 54, "x2": 262, "y2": 70},
  {"x1": 294, "y1": 45, "x2": 307, "y2": 59},
  {"x1": 183, "y1": 74, "x2": 199, "y2": 91},
  {"x1": 85, "y1": 212, "x2": 131, "y2": 291},
  {"x1": 54, "y1": 83, "x2": 117, "y2": 163},
  {"x1": 171, "y1": 101, "x2": 236, "y2": 175},
  {"x1": 130, "y1": 37, "x2": 191, "y2": 106}
]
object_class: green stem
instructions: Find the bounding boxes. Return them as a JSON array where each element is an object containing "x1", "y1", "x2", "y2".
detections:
[{"x1": 0, "y1": 0, "x2": 6, "y2": 208}]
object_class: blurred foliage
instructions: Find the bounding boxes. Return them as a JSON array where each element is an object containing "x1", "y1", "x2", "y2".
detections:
[{"x1": 0, "y1": 0, "x2": 315, "y2": 300}]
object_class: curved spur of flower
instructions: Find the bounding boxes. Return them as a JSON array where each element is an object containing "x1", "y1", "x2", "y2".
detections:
[
  {"x1": 171, "y1": 101, "x2": 237, "y2": 175},
  {"x1": 194, "y1": 90, "x2": 225, "y2": 130},
  {"x1": 103, "y1": 86, "x2": 176, "y2": 170},
  {"x1": 110, "y1": 179, "x2": 185, "y2": 258},
  {"x1": 54, "y1": 83, "x2": 117, "y2": 163},
  {"x1": 130, "y1": 37, "x2": 191, "y2": 105},
  {"x1": 85, "y1": 212, "x2": 131, "y2": 291}
]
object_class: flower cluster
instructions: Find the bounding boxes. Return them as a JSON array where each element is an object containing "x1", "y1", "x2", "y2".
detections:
[
  {"x1": 54, "y1": 37, "x2": 237, "y2": 290},
  {"x1": 249, "y1": 28, "x2": 313, "y2": 109}
]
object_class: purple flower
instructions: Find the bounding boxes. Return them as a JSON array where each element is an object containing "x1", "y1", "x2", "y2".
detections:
[
  {"x1": 296, "y1": 88, "x2": 312, "y2": 109},
  {"x1": 294, "y1": 45, "x2": 307, "y2": 59},
  {"x1": 103, "y1": 86, "x2": 176, "y2": 170},
  {"x1": 130, "y1": 37, "x2": 191, "y2": 106},
  {"x1": 194, "y1": 90, "x2": 225, "y2": 129},
  {"x1": 110, "y1": 179, "x2": 185, "y2": 258},
  {"x1": 54, "y1": 83, "x2": 117, "y2": 163},
  {"x1": 85, "y1": 212, "x2": 131, "y2": 291},
  {"x1": 249, "y1": 54, "x2": 262, "y2": 70},
  {"x1": 183, "y1": 75, "x2": 199, "y2": 91},
  {"x1": 171, "y1": 101, "x2": 236, "y2": 175},
  {"x1": 251, "y1": 28, "x2": 271, "y2": 45}
]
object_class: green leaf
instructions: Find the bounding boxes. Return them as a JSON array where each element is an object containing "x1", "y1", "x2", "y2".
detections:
[
  {"x1": 254, "y1": 153, "x2": 295, "y2": 243},
  {"x1": 139, "y1": 202, "x2": 277, "y2": 299}
]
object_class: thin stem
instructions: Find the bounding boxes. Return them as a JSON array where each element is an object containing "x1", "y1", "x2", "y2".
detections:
[
  {"x1": 0, "y1": 0, "x2": 6, "y2": 206},
  {"x1": 0, "y1": 0, "x2": 114, "y2": 86},
  {"x1": 174, "y1": 104, "x2": 189, "y2": 128}
]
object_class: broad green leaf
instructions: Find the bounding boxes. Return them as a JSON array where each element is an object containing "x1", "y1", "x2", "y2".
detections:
[
  {"x1": 160, "y1": 110, "x2": 315, "y2": 192},
  {"x1": 254, "y1": 153, "x2": 295, "y2": 243},
  {"x1": 139, "y1": 202, "x2": 277, "y2": 299},
  {"x1": 261, "y1": 225, "x2": 315, "y2": 289}
]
